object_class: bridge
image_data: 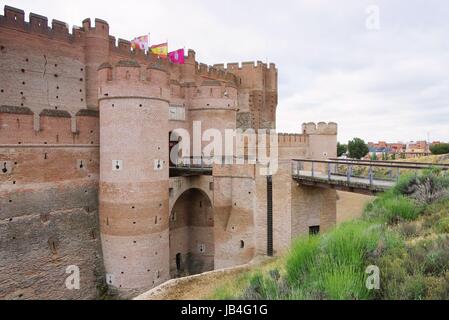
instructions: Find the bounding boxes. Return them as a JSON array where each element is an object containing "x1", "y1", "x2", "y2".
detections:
[
  {"x1": 170, "y1": 156, "x2": 213, "y2": 177},
  {"x1": 292, "y1": 158, "x2": 449, "y2": 195},
  {"x1": 169, "y1": 156, "x2": 449, "y2": 195}
]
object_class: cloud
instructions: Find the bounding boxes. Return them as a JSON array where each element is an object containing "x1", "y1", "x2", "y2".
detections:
[{"x1": 3, "y1": 0, "x2": 449, "y2": 143}]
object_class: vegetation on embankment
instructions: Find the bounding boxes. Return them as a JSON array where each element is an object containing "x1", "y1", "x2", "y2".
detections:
[
  {"x1": 211, "y1": 169, "x2": 449, "y2": 300},
  {"x1": 399, "y1": 153, "x2": 449, "y2": 165}
]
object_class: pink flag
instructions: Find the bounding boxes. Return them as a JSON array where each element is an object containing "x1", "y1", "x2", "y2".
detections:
[{"x1": 169, "y1": 49, "x2": 185, "y2": 64}]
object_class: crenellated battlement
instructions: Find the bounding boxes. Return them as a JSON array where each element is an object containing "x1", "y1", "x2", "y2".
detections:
[
  {"x1": 278, "y1": 133, "x2": 309, "y2": 147},
  {"x1": 213, "y1": 60, "x2": 277, "y2": 91},
  {"x1": 0, "y1": 105, "x2": 99, "y2": 145},
  {"x1": 82, "y1": 17, "x2": 109, "y2": 34},
  {"x1": 0, "y1": 6, "x2": 84, "y2": 43},
  {"x1": 97, "y1": 60, "x2": 171, "y2": 101},
  {"x1": 98, "y1": 59, "x2": 169, "y2": 81},
  {"x1": 214, "y1": 61, "x2": 277, "y2": 72},
  {"x1": 302, "y1": 122, "x2": 338, "y2": 135},
  {"x1": 195, "y1": 62, "x2": 239, "y2": 85},
  {"x1": 0, "y1": 6, "x2": 193, "y2": 67},
  {"x1": 0, "y1": 5, "x2": 275, "y2": 91}
]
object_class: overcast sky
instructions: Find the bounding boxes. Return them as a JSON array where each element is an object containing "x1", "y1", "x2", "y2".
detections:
[{"x1": 3, "y1": 0, "x2": 449, "y2": 143}]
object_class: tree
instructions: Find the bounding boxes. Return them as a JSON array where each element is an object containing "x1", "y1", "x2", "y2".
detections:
[
  {"x1": 371, "y1": 152, "x2": 378, "y2": 161},
  {"x1": 337, "y1": 142, "x2": 348, "y2": 157},
  {"x1": 348, "y1": 138, "x2": 369, "y2": 160},
  {"x1": 430, "y1": 143, "x2": 449, "y2": 155}
]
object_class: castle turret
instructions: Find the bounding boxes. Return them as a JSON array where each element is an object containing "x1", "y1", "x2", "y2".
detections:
[
  {"x1": 217, "y1": 61, "x2": 278, "y2": 131},
  {"x1": 190, "y1": 79, "x2": 238, "y2": 158},
  {"x1": 98, "y1": 60, "x2": 170, "y2": 296},
  {"x1": 302, "y1": 122, "x2": 338, "y2": 159},
  {"x1": 83, "y1": 18, "x2": 110, "y2": 110},
  {"x1": 180, "y1": 49, "x2": 196, "y2": 83}
]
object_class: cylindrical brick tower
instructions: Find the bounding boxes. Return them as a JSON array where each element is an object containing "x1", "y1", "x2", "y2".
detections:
[
  {"x1": 97, "y1": 60, "x2": 170, "y2": 296},
  {"x1": 83, "y1": 18, "x2": 110, "y2": 110},
  {"x1": 190, "y1": 80, "x2": 238, "y2": 160}
]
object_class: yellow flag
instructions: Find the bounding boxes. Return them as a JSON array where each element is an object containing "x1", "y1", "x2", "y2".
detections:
[{"x1": 150, "y1": 43, "x2": 168, "y2": 58}]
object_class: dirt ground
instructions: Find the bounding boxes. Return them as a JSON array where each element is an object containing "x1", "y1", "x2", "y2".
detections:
[
  {"x1": 135, "y1": 257, "x2": 274, "y2": 300},
  {"x1": 137, "y1": 269, "x2": 243, "y2": 300},
  {"x1": 336, "y1": 191, "x2": 374, "y2": 223}
]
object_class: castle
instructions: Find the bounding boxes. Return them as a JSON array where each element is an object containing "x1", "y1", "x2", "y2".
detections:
[{"x1": 0, "y1": 5, "x2": 337, "y2": 299}]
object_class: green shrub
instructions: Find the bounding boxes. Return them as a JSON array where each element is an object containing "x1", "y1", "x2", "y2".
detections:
[
  {"x1": 383, "y1": 196, "x2": 422, "y2": 223},
  {"x1": 393, "y1": 173, "x2": 417, "y2": 196},
  {"x1": 436, "y1": 217, "x2": 449, "y2": 234},
  {"x1": 399, "y1": 222, "x2": 419, "y2": 238},
  {"x1": 423, "y1": 250, "x2": 449, "y2": 276},
  {"x1": 285, "y1": 235, "x2": 320, "y2": 285},
  {"x1": 321, "y1": 264, "x2": 369, "y2": 300},
  {"x1": 212, "y1": 286, "x2": 237, "y2": 300},
  {"x1": 284, "y1": 221, "x2": 396, "y2": 300},
  {"x1": 426, "y1": 197, "x2": 449, "y2": 216},
  {"x1": 424, "y1": 273, "x2": 449, "y2": 300},
  {"x1": 393, "y1": 169, "x2": 449, "y2": 204},
  {"x1": 401, "y1": 275, "x2": 427, "y2": 300},
  {"x1": 430, "y1": 143, "x2": 449, "y2": 155},
  {"x1": 320, "y1": 221, "x2": 381, "y2": 266},
  {"x1": 241, "y1": 272, "x2": 281, "y2": 300},
  {"x1": 365, "y1": 194, "x2": 421, "y2": 224}
]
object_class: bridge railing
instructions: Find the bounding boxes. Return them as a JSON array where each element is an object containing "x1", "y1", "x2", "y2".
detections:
[
  {"x1": 328, "y1": 158, "x2": 449, "y2": 167},
  {"x1": 292, "y1": 158, "x2": 449, "y2": 187},
  {"x1": 171, "y1": 156, "x2": 217, "y2": 169}
]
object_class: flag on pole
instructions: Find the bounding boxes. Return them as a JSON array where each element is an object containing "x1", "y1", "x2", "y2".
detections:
[
  {"x1": 131, "y1": 35, "x2": 149, "y2": 51},
  {"x1": 168, "y1": 49, "x2": 185, "y2": 64},
  {"x1": 150, "y1": 42, "x2": 168, "y2": 58}
]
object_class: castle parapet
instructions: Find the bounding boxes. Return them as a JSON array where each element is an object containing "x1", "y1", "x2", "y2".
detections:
[
  {"x1": 277, "y1": 133, "x2": 309, "y2": 147},
  {"x1": 216, "y1": 61, "x2": 277, "y2": 72},
  {"x1": 0, "y1": 105, "x2": 98, "y2": 145},
  {"x1": 97, "y1": 60, "x2": 170, "y2": 101},
  {"x1": 195, "y1": 62, "x2": 239, "y2": 86},
  {"x1": 213, "y1": 61, "x2": 277, "y2": 90},
  {"x1": 302, "y1": 122, "x2": 338, "y2": 135},
  {"x1": 0, "y1": 6, "x2": 85, "y2": 44},
  {"x1": 190, "y1": 79, "x2": 238, "y2": 110}
]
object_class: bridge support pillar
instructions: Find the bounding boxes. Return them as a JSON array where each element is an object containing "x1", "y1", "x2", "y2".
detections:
[{"x1": 255, "y1": 161, "x2": 337, "y2": 256}]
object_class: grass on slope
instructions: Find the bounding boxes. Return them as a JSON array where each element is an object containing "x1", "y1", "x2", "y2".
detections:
[{"x1": 211, "y1": 169, "x2": 449, "y2": 300}]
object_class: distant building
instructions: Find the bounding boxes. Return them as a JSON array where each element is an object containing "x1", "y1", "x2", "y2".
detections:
[
  {"x1": 406, "y1": 141, "x2": 429, "y2": 153},
  {"x1": 366, "y1": 140, "x2": 431, "y2": 159}
]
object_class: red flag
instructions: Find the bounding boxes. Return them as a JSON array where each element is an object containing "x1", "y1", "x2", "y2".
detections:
[{"x1": 169, "y1": 49, "x2": 185, "y2": 64}]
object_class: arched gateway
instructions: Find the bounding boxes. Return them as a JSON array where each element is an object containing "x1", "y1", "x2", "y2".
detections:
[{"x1": 169, "y1": 188, "x2": 214, "y2": 278}]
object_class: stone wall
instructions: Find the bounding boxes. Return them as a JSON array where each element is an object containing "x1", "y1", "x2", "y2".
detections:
[
  {"x1": 0, "y1": 143, "x2": 104, "y2": 300},
  {"x1": 213, "y1": 164, "x2": 256, "y2": 269}
]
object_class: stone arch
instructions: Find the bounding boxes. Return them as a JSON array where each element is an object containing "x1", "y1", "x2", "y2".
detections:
[
  {"x1": 169, "y1": 187, "x2": 214, "y2": 278},
  {"x1": 169, "y1": 176, "x2": 213, "y2": 214}
]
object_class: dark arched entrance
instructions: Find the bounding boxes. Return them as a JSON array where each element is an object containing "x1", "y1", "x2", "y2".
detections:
[{"x1": 169, "y1": 188, "x2": 214, "y2": 278}]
